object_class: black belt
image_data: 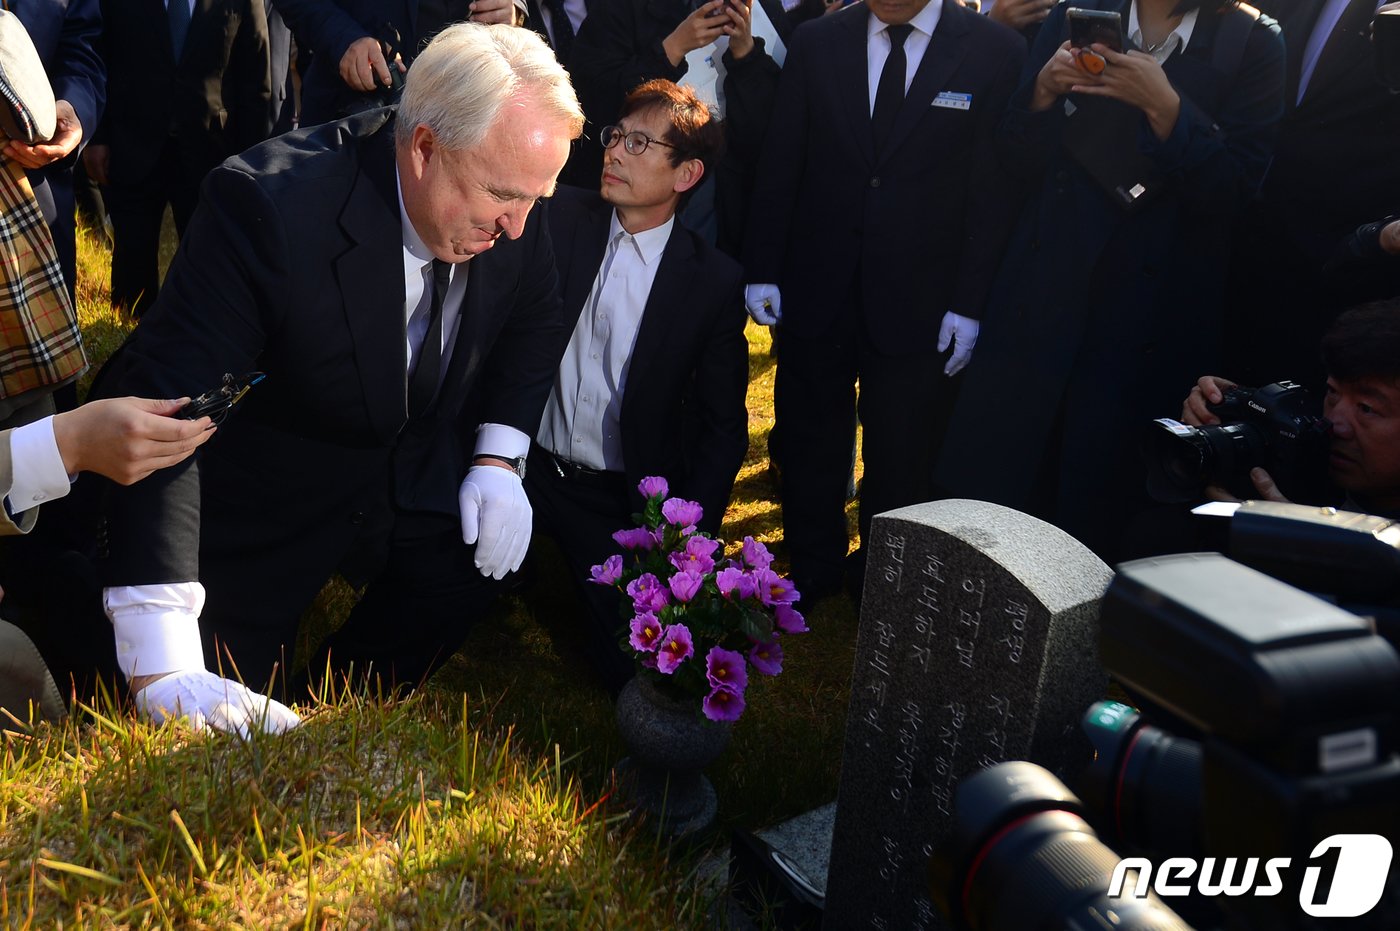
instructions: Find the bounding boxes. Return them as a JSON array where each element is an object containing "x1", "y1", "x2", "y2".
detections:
[{"x1": 537, "y1": 447, "x2": 627, "y2": 490}]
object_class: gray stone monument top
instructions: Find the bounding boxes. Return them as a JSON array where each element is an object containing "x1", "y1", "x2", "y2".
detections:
[{"x1": 822, "y1": 499, "x2": 1112, "y2": 931}]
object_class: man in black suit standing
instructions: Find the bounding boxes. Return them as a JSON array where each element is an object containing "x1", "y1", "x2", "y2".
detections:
[
  {"x1": 531, "y1": 80, "x2": 747, "y2": 692},
  {"x1": 83, "y1": 0, "x2": 271, "y2": 318},
  {"x1": 742, "y1": 0, "x2": 1023, "y2": 601},
  {"x1": 1228, "y1": 0, "x2": 1400, "y2": 386},
  {"x1": 95, "y1": 24, "x2": 584, "y2": 735}
]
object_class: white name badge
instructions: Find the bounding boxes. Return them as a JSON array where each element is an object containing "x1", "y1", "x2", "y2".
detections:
[{"x1": 932, "y1": 91, "x2": 972, "y2": 111}]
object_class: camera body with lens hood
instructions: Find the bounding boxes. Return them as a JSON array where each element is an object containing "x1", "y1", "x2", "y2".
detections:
[
  {"x1": 931, "y1": 552, "x2": 1400, "y2": 931},
  {"x1": 1145, "y1": 380, "x2": 1331, "y2": 505}
]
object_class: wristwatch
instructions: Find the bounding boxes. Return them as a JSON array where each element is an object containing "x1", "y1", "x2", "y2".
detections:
[{"x1": 473, "y1": 453, "x2": 527, "y2": 480}]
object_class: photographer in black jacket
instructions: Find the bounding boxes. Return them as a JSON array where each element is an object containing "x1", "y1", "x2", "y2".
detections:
[{"x1": 1182, "y1": 298, "x2": 1400, "y2": 517}]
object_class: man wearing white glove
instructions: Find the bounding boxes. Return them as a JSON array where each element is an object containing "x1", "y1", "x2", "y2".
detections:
[
  {"x1": 741, "y1": 0, "x2": 1023, "y2": 603},
  {"x1": 93, "y1": 25, "x2": 584, "y2": 732}
]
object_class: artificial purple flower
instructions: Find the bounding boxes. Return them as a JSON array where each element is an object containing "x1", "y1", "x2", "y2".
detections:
[
  {"x1": 637, "y1": 476, "x2": 669, "y2": 500},
  {"x1": 668, "y1": 570, "x2": 705, "y2": 603},
  {"x1": 661, "y1": 498, "x2": 704, "y2": 533},
  {"x1": 753, "y1": 567, "x2": 799, "y2": 606},
  {"x1": 640, "y1": 653, "x2": 659, "y2": 671},
  {"x1": 741, "y1": 536, "x2": 774, "y2": 570},
  {"x1": 629, "y1": 612, "x2": 663, "y2": 652},
  {"x1": 703, "y1": 686, "x2": 746, "y2": 722},
  {"x1": 706, "y1": 646, "x2": 749, "y2": 693},
  {"x1": 669, "y1": 535, "x2": 721, "y2": 576},
  {"x1": 589, "y1": 554, "x2": 624, "y2": 586},
  {"x1": 656, "y1": 624, "x2": 694, "y2": 674},
  {"x1": 774, "y1": 603, "x2": 809, "y2": 634},
  {"x1": 748, "y1": 639, "x2": 784, "y2": 676},
  {"x1": 612, "y1": 527, "x2": 657, "y2": 551},
  {"x1": 716, "y1": 566, "x2": 759, "y2": 601},
  {"x1": 627, "y1": 573, "x2": 670, "y2": 613}
]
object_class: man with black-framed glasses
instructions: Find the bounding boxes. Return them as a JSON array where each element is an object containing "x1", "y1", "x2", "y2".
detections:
[{"x1": 528, "y1": 79, "x2": 748, "y2": 694}]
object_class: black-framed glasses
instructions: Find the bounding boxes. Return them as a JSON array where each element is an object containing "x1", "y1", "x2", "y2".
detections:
[{"x1": 599, "y1": 124, "x2": 675, "y2": 156}]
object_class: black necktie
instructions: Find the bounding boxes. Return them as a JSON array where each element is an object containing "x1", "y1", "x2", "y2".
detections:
[
  {"x1": 872, "y1": 24, "x2": 913, "y2": 155},
  {"x1": 543, "y1": 0, "x2": 575, "y2": 62},
  {"x1": 408, "y1": 259, "x2": 451, "y2": 418},
  {"x1": 169, "y1": 0, "x2": 192, "y2": 62}
]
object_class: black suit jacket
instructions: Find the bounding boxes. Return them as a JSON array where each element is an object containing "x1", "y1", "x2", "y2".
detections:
[
  {"x1": 99, "y1": 109, "x2": 568, "y2": 592},
  {"x1": 1258, "y1": 0, "x2": 1400, "y2": 255},
  {"x1": 546, "y1": 186, "x2": 748, "y2": 532},
  {"x1": 742, "y1": 1, "x2": 1025, "y2": 355},
  {"x1": 95, "y1": 0, "x2": 271, "y2": 186}
]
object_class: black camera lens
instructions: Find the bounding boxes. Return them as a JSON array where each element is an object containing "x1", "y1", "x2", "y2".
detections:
[
  {"x1": 930, "y1": 761, "x2": 1193, "y2": 931},
  {"x1": 1144, "y1": 419, "x2": 1264, "y2": 503},
  {"x1": 1076, "y1": 701, "x2": 1203, "y2": 857}
]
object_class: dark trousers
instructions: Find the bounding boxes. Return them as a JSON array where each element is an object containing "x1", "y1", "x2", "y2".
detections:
[
  {"x1": 198, "y1": 512, "x2": 505, "y2": 701},
  {"x1": 524, "y1": 443, "x2": 636, "y2": 694},
  {"x1": 104, "y1": 141, "x2": 205, "y2": 317},
  {"x1": 774, "y1": 304, "x2": 950, "y2": 594}
]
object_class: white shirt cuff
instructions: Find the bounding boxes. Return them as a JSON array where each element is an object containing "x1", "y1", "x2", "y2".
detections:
[
  {"x1": 104, "y1": 583, "x2": 208, "y2": 681},
  {"x1": 473, "y1": 423, "x2": 530, "y2": 460},
  {"x1": 7, "y1": 416, "x2": 72, "y2": 515}
]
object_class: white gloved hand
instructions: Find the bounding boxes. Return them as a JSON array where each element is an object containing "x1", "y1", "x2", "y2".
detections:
[
  {"x1": 744, "y1": 283, "x2": 783, "y2": 326},
  {"x1": 459, "y1": 463, "x2": 532, "y2": 579},
  {"x1": 135, "y1": 669, "x2": 299, "y2": 737},
  {"x1": 937, "y1": 311, "x2": 980, "y2": 376}
]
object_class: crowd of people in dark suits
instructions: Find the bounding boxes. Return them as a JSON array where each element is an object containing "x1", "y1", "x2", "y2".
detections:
[{"x1": 1, "y1": 0, "x2": 1399, "y2": 734}]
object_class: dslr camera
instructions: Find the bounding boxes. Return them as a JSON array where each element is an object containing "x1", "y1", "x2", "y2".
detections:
[
  {"x1": 1145, "y1": 380, "x2": 1330, "y2": 504},
  {"x1": 931, "y1": 532, "x2": 1400, "y2": 931}
]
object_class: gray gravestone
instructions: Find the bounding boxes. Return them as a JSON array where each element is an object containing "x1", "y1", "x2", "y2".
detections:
[{"x1": 821, "y1": 500, "x2": 1112, "y2": 931}]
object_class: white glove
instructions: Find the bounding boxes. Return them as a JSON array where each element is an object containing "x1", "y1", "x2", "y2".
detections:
[
  {"x1": 937, "y1": 311, "x2": 980, "y2": 376},
  {"x1": 459, "y1": 463, "x2": 532, "y2": 579},
  {"x1": 135, "y1": 669, "x2": 300, "y2": 737},
  {"x1": 744, "y1": 283, "x2": 783, "y2": 326}
]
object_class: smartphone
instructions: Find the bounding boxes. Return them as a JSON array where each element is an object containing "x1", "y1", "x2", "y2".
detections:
[
  {"x1": 1067, "y1": 7, "x2": 1124, "y2": 53},
  {"x1": 178, "y1": 372, "x2": 265, "y2": 422}
]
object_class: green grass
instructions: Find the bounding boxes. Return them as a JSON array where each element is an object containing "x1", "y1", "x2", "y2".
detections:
[{"x1": 0, "y1": 225, "x2": 865, "y2": 927}]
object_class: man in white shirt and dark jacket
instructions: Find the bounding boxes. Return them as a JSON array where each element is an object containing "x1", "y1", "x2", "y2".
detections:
[{"x1": 530, "y1": 80, "x2": 748, "y2": 693}]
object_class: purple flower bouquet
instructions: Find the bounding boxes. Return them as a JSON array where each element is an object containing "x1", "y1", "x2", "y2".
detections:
[{"x1": 590, "y1": 476, "x2": 807, "y2": 723}]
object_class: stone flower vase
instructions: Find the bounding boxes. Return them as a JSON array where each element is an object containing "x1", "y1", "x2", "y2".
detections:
[{"x1": 613, "y1": 674, "x2": 732, "y2": 838}]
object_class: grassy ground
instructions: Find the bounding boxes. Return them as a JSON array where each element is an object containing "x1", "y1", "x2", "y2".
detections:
[{"x1": 0, "y1": 225, "x2": 864, "y2": 928}]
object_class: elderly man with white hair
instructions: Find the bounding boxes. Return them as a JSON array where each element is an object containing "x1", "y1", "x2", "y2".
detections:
[{"x1": 92, "y1": 23, "x2": 584, "y2": 734}]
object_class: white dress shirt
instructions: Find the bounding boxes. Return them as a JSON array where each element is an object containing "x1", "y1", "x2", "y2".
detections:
[
  {"x1": 537, "y1": 211, "x2": 674, "y2": 471},
  {"x1": 1127, "y1": 1, "x2": 1198, "y2": 64},
  {"x1": 398, "y1": 172, "x2": 468, "y2": 388},
  {"x1": 866, "y1": 1, "x2": 944, "y2": 115},
  {"x1": 4, "y1": 416, "x2": 70, "y2": 516},
  {"x1": 103, "y1": 165, "x2": 532, "y2": 682}
]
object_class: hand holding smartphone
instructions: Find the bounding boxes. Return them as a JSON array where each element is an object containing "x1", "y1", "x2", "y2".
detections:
[{"x1": 1066, "y1": 7, "x2": 1124, "y2": 74}]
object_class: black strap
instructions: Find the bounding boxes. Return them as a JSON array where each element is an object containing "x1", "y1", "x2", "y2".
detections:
[{"x1": 1212, "y1": 1, "x2": 1262, "y2": 84}]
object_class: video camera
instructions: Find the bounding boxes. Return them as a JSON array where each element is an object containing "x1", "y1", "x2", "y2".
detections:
[
  {"x1": 930, "y1": 526, "x2": 1400, "y2": 930},
  {"x1": 1145, "y1": 380, "x2": 1331, "y2": 505}
]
